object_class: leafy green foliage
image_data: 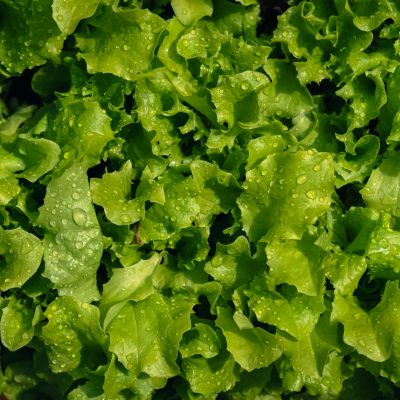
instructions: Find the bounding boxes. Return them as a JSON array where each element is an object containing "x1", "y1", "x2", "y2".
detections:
[
  {"x1": 2, "y1": 0, "x2": 400, "y2": 399},
  {"x1": 37, "y1": 163, "x2": 103, "y2": 302}
]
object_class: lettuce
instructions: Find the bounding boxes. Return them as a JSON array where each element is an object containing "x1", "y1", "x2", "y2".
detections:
[{"x1": 2, "y1": 0, "x2": 400, "y2": 399}]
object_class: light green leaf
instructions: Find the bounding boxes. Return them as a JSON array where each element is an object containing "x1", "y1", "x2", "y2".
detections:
[
  {"x1": 336, "y1": 68, "x2": 387, "y2": 131},
  {"x1": 0, "y1": 176, "x2": 20, "y2": 206},
  {"x1": 365, "y1": 225, "x2": 400, "y2": 279},
  {"x1": 0, "y1": 0, "x2": 64, "y2": 74},
  {"x1": 348, "y1": 0, "x2": 395, "y2": 31},
  {"x1": 247, "y1": 279, "x2": 325, "y2": 341},
  {"x1": 331, "y1": 281, "x2": 400, "y2": 362},
  {"x1": 180, "y1": 323, "x2": 221, "y2": 358},
  {"x1": 246, "y1": 124, "x2": 289, "y2": 170},
  {"x1": 91, "y1": 161, "x2": 144, "y2": 225},
  {"x1": 37, "y1": 163, "x2": 103, "y2": 302},
  {"x1": 105, "y1": 293, "x2": 194, "y2": 378},
  {"x1": 103, "y1": 356, "x2": 136, "y2": 398},
  {"x1": 76, "y1": 7, "x2": 166, "y2": 81},
  {"x1": 324, "y1": 252, "x2": 367, "y2": 295},
  {"x1": 41, "y1": 296, "x2": 106, "y2": 373},
  {"x1": 238, "y1": 150, "x2": 335, "y2": 242},
  {"x1": 101, "y1": 253, "x2": 161, "y2": 308},
  {"x1": 45, "y1": 98, "x2": 114, "y2": 170},
  {"x1": 216, "y1": 307, "x2": 282, "y2": 371},
  {"x1": 140, "y1": 160, "x2": 240, "y2": 246},
  {"x1": 52, "y1": 0, "x2": 101, "y2": 35},
  {"x1": 103, "y1": 355, "x2": 157, "y2": 399},
  {"x1": 233, "y1": 0, "x2": 257, "y2": 5},
  {"x1": 182, "y1": 350, "x2": 239, "y2": 396},
  {"x1": 266, "y1": 235, "x2": 325, "y2": 296},
  {"x1": 205, "y1": 236, "x2": 263, "y2": 290},
  {"x1": 0, "y1": 297, "x2": 41, "y2": 351},
  {"x1": 276, "y1": 329, "x2": 345, "y2": 396},
  {"x1": 261, "y1": 59, "x2": 315, "y2": 118},
  {"x1": 361, "y1": 152, "x2": 400, "y2": 217},
  {"x1": 15, "y1": 136, "x2": 61, "y2": 182},
  {"x1": 171, "y1": 0, "x2": 213, "y2": 26},
  {"x1": 0, "y1": 105, "x2": 35, "y2": 144},
  {"x1": 335, "y1": 135, "x2": 380, "y2": 188},
  {"x1": 0, "y1": 227, "x2": 43, "y2": 291},
  {"x1": 210, "y1": 71, "x2": 269, "y2": 130}
]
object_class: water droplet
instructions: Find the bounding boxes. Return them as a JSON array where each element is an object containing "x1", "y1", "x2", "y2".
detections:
[
  {"x1": 49, "y1": 220, "x2": 56, "y2": 228},
  {"x1": 61, "y1": 218, "x2": 68, "y2": 225},
  {"x1": 75, "y1": 241, "x2": 84, "y2": 250},
  {"x1": 20, "y1": 238, "x2": 33, "y2": 254},
  {"x1": 358, "y1": 339, "x2": 366, "y2": 346},
  {"x1": 72, "y1": 208, "x2": 87, "y2": 226},
  {"x1": 120, "y1": 214, "x2": 131, "y2": 224},
  {"x1": 296, "y1": 175, "x2": 307, "y2": 185},
  {"x1": 71, "y1": 192, "x2": 80, "y2": 200},
  {"x1": 240, "y1": 82, "x2": 250, "y2": 91},
  {"x1": 123, "y1": 44, "x2": 129, "y2": 51},
  {"x1": 313, "y1": 164, "x2": 321, "y2": 172},
  {"x1": 55, "y1": 233, "x2": 64, "y2": 244},
  {"x1": 305, "y1": 190, "x2": 316, "y2": 200}
]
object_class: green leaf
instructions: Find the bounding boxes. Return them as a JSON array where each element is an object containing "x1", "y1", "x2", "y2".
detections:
[
  {"x1": 179, "y1": 322, "x2": 221, "y2": 359},
  {"x1": 52, "y1": 0, "x2": 102, "y2": 35},
  {"x1": 45, "y1": 97, "x2": 114, "y2": 170},
  {"x1": 182, "y1": 350, "x2": 240, "y2": 396},
  {"x1": 246, "y1": 124, "x2": 289, "y2": 170},
  {"x1": 365, "y1": 224, "x2": 400, "y2": 279},
  {"x1": 101, "y1": 253, "x2": 161, "y2": 308},
  {"x1": 41, "y1": 296, "x2": 106, "y2": 373},
  {"x1": 0, "y1": 105, "x2": 35, "y2": 144},
  {"x1": 348, "y1": 0, "x2": 395, "y2": 32},
  {"x1": 171, "y1": 0, "x2": 213, "y2": 26},
  {"x1": 233, "y1": 0, "x2": 258, "y2": 5},
  {"x1": 37, "y1": 163, "x2": 103, "y2": 302},
  {"x1": 246, "y1": 278, "x2": 325, "y2": 341},
  {"x1": 0, "y1": 297, "x2": 41, "y2": 351},
  {"x1": 324, "y1": 252, "x2": 367, "y2": 295},
  {"x1": 238, "y1": 150, "x2": 335, "y2": 242},
  {"x1": 205, "y1": 236, "x2": 263, "y2": 291},
  {"x1": 91, "y1": 161, "x2": 145, "y2": 225},
  {"x1": 222, "y1": 36, "x2": 271, "y2": 73},
  {"x1": 266, "y1": 235, "x2": 325, "y2": 296},
  {"x1": 135, "y1": 69, "x2": 206, "y2": 158},
  {"x1": 76, "y1": 7, "x2": 166, "y2": 81},
  {"x1": 216, "y1": 307, "x2": 282, "y2": 371},
  {"x1": 276, "y1": 328, "x2": 345, "y2": 396},
  {"x1": 335, "y1": 135, "x2": 380, "y2": 187},
  {"x1": 140, "y1": 161, "x2": 240, "y2": 246},
  {"x1": 377, "y1": 66, "x2": 400, "y2": 144},
  {"x1": 361, "y1": 152, "x2": 400, "y2": 217},
  {"x1": 336, "y1": 68, "x2": 387, "y2": 132},
  {"x1": 105, "y1": 293, "x2": 194, "y2": 378},
  {"x1": 210, "y1": 71, "x2": 269, "y2": 130},
  {"x1": 0, "y1": 0, "x2": 64, "y2": 75},
  {"x1": 0, "y1": 176, "x2": 20, "y2": 206},
  {"x1": 0, "y1": 227, "x2": 43, "y2": 291},
  {"x1": 331, "y1": 281, "x2": 400, "y2": 362},
  {"x1": 261, "y1": 59, "x2": 315, "y2": 118},
  {"x1": 14, "y1": 136, "x2": 61, "y2": 182},
  {"x1": 103, "y1": 356, "x2": 135, "y2": 398}
]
